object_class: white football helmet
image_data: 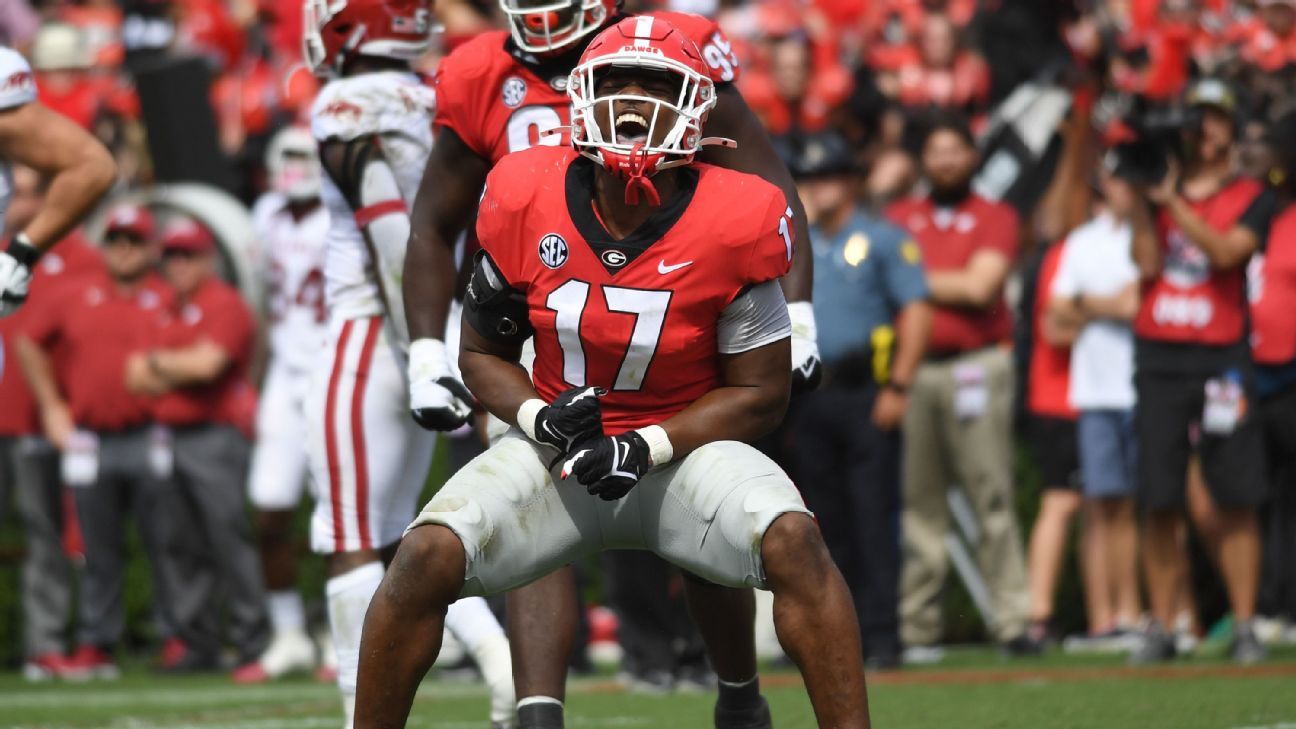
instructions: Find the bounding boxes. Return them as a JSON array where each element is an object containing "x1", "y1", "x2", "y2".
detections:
[{"x1": 265, "y1": 126, "x2": 322, "y2": 202}]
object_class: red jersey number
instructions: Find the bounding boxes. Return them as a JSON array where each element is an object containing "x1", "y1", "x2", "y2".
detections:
[{"x1": 545, "y1": 279, "x2": 673, "y2": 391}]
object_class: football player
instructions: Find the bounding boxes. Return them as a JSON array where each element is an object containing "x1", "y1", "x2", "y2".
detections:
[
  {"x1": 235, "y1": 126, "x2": 331, "y2": 684},
  {"x1": 0, "y1": 45, "x2": 116, "y2": 317},
  {"x1": 301, "y1": 1, "x2": 514, "y2": 726},
  {"x1": 357, "y1": 17, "x2": 869, "y2": 729},
  {"x1": 400, "y1": 2, "x2": 820, "y2": 726}
]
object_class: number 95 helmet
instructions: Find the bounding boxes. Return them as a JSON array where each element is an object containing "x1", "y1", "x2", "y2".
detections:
[
  {"x1": 567, "y1": 17, "x2": 719, "y2": 205},
  {"x1": 303, "y1": 0, "x2": 433, "y2": 77}
]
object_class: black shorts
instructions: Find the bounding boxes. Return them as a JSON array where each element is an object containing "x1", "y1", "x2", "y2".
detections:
[
  {"x1": 1027, "y1": 415, "x2": 1081, "y2": 490},
  {"x1": 1135, "y1": 369, "x2": 1267, "y2": 511}
]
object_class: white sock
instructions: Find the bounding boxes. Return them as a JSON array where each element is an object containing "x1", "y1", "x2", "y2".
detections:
[
  {"x1": 446, "y1": 597, "x2": 514, "y2": 724},
  {"x1": 326, "y1": 562, "x2": 385, "y2": 696},
  {"x1": 269, "y1": 590, "x2": 307, "y2": 633},
  {"x1": 342, "y1": 692, "x2": 356, "y2": 729}
]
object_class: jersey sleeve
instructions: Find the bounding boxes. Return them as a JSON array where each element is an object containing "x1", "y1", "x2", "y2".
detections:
[
  {"x1": 648, "y1": 11, "x2": 741, "y2": 85},
  {"x1": 0, "y1": 47, "x2": 36, "y2": 110},
  {"x1": 474, "y1": 163, "x2": 528, "y2": 287},
  {"x1": 740, "y1": 186, "x2": 794, "y2": 288},
  {"x1": 432, "y1": 38, "x2": 496, "y2": 159}
]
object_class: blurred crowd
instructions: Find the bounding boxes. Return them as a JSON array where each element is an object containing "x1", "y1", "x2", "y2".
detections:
[{"x1": 2, "y1": 0, "x2": 1296, "y2": 692}]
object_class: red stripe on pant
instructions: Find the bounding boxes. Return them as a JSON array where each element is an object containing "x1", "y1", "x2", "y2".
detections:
[
  {"x1": 324, "y1": 320, "x2": 355, "y2": 553},
  {"x1": 350, "y1": 318, "x2": 381, "y2": 550}
]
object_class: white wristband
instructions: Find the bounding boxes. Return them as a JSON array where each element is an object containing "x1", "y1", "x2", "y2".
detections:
[
  {"x1": 516, "y1": 398, "x2": 546, "y2": 441},
  {"x1": 787, "y1": 301, "x2": 817, "y2": 341},
  {"x1": 634, "y1": 425, "x2": 673, "y2": 467}
]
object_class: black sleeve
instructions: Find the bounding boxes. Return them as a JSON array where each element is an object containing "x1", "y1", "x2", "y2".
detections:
[
  {"x1": 1239, "y1": 187, "x2": 1279, "y2": 252},
  {"x1": 317, "y1": 135, "x2": 384, "y2": 211},
  {"x1": 463, "y1": 250, "x2": 534, "y2": 345}
]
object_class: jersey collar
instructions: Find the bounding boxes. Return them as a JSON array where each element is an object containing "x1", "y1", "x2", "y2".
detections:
[{"x1": 565, "y1": 156, "x2": 698, "y2": 276}]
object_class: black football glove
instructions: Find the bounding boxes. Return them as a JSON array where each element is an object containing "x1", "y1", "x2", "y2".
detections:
[
  {"x1": 560, "y1": 432, "x2": 652, "y2": 501},
  {"x1": 0, "y1": 235, "x2": 39, "y2": 318},
  {"x1": 532, "y1": 386, "x2": 604, "y2": 453}
]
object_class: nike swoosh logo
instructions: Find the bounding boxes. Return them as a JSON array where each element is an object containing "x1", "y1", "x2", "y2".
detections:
[{"x1": 658, "y1": 259, "x2": 694, "y2": 274}]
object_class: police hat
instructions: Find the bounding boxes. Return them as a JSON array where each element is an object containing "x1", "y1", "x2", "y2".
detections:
[{"x1": 780, "y1": 131, "x2": 859, "y2": 180}]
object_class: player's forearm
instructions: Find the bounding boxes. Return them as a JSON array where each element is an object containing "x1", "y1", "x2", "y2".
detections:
[
  {"x1": 658, "y1": 383, "x2": 788, "y2": 459},
  {"x1": 1130, "y1": 202, "x2": 1162, "y2": 280},
  {"x1": 460, "y1": 349, "x2": 537, "y2": 428},
  {"x1": 890, "y1": 300, "x2": 932, "y2": 387},
  {"x1": 402, "y1": 230, "x2": 456, "y2": 341},
  {"x1": 21, "y1": 158, "x2": 115, "y2": 250}
]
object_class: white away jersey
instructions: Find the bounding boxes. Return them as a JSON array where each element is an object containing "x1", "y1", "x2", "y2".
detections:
[
  {"x1": 0, "y1": 47, "x2": 37, "y2": 234},
  {"x1": 253, "y1": 191, "x2": 331, "y2": 371},
  {"x1": 309, "y1": 71, "x2": 434, "y2": 322}
]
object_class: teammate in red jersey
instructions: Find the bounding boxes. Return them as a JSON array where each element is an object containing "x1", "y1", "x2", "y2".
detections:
[{"x1": 357, "y1": 18, "x2": 870, "y2": 729}]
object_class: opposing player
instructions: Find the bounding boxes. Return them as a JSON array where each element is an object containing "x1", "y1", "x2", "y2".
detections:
[
  {"x1": 400, "y1": 2, "x2": 819, "y2": 725},
  {"x1": 301, "y1": 1, "x2": 513, "y2": 725},
  {"x1": 0, "y1": 45, "x2": 115, "y2": 316},
  {"x1": 358, "y1": 18, "x2": 869, "y2": 729},
  {"x1": 235, "y1": 126, "x2": 332, "y2": 684}
]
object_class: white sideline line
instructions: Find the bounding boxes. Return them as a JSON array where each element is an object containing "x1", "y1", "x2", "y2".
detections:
[
  {"x1": 6, "y1": 715, "x2": 653, "y2": 729},
  {"x1": 2, "y1": 682, "x2": 488, "y2": 708}
]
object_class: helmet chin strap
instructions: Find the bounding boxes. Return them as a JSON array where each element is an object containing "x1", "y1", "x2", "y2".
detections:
[{"x1": 608, "y1": 143, "x2": 661, "y2": 206}]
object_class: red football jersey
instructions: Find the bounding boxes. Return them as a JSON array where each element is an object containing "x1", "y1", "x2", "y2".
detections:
[
  {"x1": 477, "y1": 146, "x2": 792, "y2": 434},
  {"x1": 1250, "y1": 206, "x2": 1296, "y2": 366},
  {"x1": 434, "y1": 11, "x2": 742, "y2": 165}
]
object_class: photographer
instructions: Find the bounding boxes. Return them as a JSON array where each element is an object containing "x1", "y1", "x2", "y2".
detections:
[{"x1": 1128, "y1": 78, "x2": 1272, "y2": 665}]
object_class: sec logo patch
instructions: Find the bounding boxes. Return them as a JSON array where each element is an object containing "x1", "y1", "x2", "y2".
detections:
[
  {"x1": 502, "y1": 77, "x2": 527, "y2": 109},
  {"x1": 539, "y1": 233, "x2": 569, "y2": 269}
]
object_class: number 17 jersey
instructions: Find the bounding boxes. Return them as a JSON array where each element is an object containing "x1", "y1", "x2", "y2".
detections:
[{"x1": 477, "y1": 146, "x2": 792, "y2": 435}]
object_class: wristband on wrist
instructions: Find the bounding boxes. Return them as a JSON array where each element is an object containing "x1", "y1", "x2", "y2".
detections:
[
  {"x1": 8, "y1": 233, "x2": 40, "y2": 266},
  {"x1": 516, "y1": 398, "x2": 546, "y2": 441},
  {"x1": 884, "y1": 380, "x2": 910, "y2": 395},
  {"x1": 634, "y1": 424, "x2": 673, "y2": 467}
]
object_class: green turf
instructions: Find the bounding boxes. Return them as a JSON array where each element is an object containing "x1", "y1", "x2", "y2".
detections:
[{"x1": 3, "y1": 650, "x2": 1295, "y2": 729}]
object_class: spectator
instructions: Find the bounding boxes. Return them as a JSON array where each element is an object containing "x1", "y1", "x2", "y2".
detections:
[
  {"x1": 782, "y1": 130, "x2": 932, "y2": 669},
  {"x1": 1045, "y1": 155, "x2": 1145, "y2": 646},
  {"x1": 1127, "y1": 78, "x2": 1269, "y2": 664},
  {"x1": 125, "y1": 217, "x2": 269, "y2": 672},
  {"x1": 15, "y1": 202, "x2": 173, "y2": 680},
  {"x1": 0, "y1": 165, "x2": 101, "y2": 680},
  {"x1": 888, "y1": 115, "x2": 1034, "y2": 656},
  {"x1": 1021, "y1": 239, "x2": 1086, "y2": 649},
  {"x1": 880, "y1": 12, "x2": 990, "y2": 118},
  {"x1": 1248, "y1": 111, "x2": 1296, "y2": 640}
]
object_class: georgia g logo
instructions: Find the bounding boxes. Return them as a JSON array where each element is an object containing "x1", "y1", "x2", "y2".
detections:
[{"x1": 539, "y1": 233, "x2": 569, "y2": 269}]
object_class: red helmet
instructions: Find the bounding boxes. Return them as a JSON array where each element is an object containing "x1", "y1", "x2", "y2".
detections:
[
  {"x1": 303, "y1": 0, "x2": 432, "y2": 77},
  {"x1": 568, "y1": 16, "x2": 718, "y2": 205},
  {"x1": 499, "y1": 0, "x2": 618, "y2": 55}
]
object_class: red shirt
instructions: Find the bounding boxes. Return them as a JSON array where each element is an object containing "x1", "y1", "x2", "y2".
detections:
[
  {"x1": 1027, "y1": 244, "x2": 1076, "y2": 419},
  {"x1": 1134, "y1": 178, "x2": 1262, "y2": 347},
  {"x1": 478, "y1": 146, "x2": 791, "y2": 435},
  {"x1": 23, "y1": 271, "x2": 169, "y2": 433},
  {"x1": 433, "y1": 11, "x2": 739, "y2": 165},
  {"x1": 150, "y1": 278, "x2": 257, "y2": 430},
  {"x1": 887, "y1": 194, "x2": 1019, "y2": 353},
  {"x1": 0, "y1": 235, "x2": 104, "y2": 436},
  {"x1": 1250, "y1": 206, "x2": 1296, "y2": 365}
]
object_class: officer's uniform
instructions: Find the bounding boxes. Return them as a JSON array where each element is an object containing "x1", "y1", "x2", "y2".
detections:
[{"x1": 786, "y1": 207, "x2": 927, "y2": 665}]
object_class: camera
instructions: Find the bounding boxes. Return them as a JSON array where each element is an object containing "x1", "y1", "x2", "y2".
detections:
[{"x1": 1094, "y1": 91, "x2": 1201, "y2": 185}]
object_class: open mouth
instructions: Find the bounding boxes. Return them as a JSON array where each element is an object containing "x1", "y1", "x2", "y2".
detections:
[{"x1": 615, "y1": 111, "x2": 650, "y2": 145}]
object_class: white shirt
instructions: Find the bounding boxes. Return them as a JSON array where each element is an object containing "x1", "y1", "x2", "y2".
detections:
[
  {"x1": 252, "y1": 191, "x2": 331, "y2": 371},
  {"x1": 0, "y1": 47, "x2": 37, "y2": 234},
  {"x1": 1051, "y1": 213, "x2": 1139, "y2": 410},
  {"x1": 310, "y1": 71, "x2": 435, "y2": 324}
]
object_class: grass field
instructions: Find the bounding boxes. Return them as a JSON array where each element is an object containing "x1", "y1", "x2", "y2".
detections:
[{"x1": 4, "y1": 647, "x2": 1296, "y2": 729}]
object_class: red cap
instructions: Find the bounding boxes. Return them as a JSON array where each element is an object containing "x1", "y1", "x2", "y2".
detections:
[
  {"x1": 103, "y1": 202, "x2": 155, "y2": 240},
  {"x1": 160, "y1": 217, "x2": 217, "y2": 254}
]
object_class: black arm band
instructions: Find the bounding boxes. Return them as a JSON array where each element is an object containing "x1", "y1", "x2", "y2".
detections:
[
  {"x1": 464, "y1": 249, "x2": 534, "y2": 345},
  {"x1": 320, "y1": 135, "x2": 381, "y2": 210}
]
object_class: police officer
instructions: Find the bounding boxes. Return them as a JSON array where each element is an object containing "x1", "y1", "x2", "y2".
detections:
[{"x1": 780, "y1": 131, "x2": 932, "y2": 668}]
